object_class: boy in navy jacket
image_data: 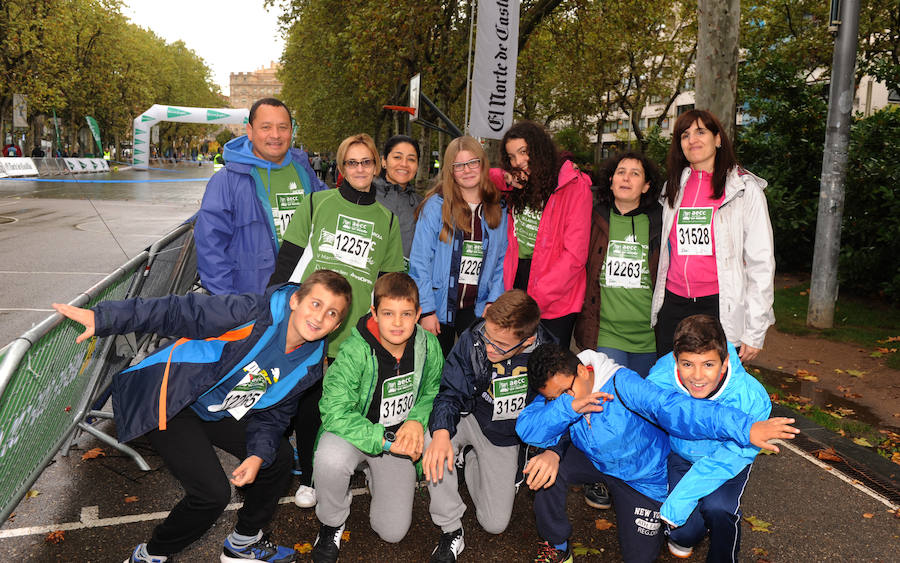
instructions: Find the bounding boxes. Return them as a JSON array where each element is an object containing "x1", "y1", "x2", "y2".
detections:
[
  {"x1": 53, "y1": 270, "x2": 351, "y2": 563},
  {"x1": 648, "y1": 315, "x2": 772, "y2": 561},
  {"x1": 516, "y1": 344, "x2": 797, "y2": 563}
]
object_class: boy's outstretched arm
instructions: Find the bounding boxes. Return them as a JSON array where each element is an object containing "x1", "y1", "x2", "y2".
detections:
[
  {"x1": 52, "y1": 303, "x2": 95, "y2": 343},
  {"x1": 749, "y1": 417, "x2": 799, "y2": 453}
]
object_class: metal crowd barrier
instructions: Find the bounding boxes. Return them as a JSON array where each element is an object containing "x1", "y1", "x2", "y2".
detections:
[{"x1": 0, "y1": 222, "x2": 198, "y2": 523}]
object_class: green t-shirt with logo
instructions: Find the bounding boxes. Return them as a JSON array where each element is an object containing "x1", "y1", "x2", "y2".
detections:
[
  {"x1": 282, "y1": 189, "x2": 405, "y2": 356},
  {"x1": 514, "y1": 206, "x2": 542, "y2": 259},
  {"x1": 258, "y1": 164, "x2": 304, "y2": 242},
  {"x1": 597, "y1": 212, "x2": 655, "y2": 353}
]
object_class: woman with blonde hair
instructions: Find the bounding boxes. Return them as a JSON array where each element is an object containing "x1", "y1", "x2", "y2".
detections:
[{"x1": 410, "y1": 135, "x2": 507, "y2": 356}]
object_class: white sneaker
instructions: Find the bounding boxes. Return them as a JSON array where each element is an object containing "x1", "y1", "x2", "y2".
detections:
[
  {"x1": 294, "y1": 485, "x2": 317, "y2": 508},
  {"x1": 667, "y1": 540, "x2": 693, "y2": 559}
]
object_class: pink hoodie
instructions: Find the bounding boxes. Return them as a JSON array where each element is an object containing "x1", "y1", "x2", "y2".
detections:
[{"x1": 490, "y1": 162, "x2": 592, "y2": 319}]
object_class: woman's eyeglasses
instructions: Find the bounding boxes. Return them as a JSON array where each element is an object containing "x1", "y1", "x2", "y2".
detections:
[
  {"x1": 344, "y1": 158, "x2": 375, "y2": 169},
  {"x1": 451, "y1": 158, "x2": 483, "y2": 172}
]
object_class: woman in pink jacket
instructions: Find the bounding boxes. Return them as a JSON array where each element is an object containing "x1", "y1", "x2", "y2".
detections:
[{"x1": 491, "y1": 121, "x2": 592, "y2": 347}]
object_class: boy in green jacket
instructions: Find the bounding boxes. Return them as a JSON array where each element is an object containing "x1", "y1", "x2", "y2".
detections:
[{"x1": 311, "y1": 273, "x2": 444, "y2": 562}]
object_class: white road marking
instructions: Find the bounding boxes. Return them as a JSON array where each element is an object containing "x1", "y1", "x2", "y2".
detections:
[
  {"x1": 0, "y1": 488, "x2": 369, "y2": 538},
  {"x1": 0, "y1": 271, "x2": 108, "y2": 275},
  {"x1": 0, "y1": 308, "x2": 54, "y2": 312},
  {"x1": 774, "y1": 439, "x2": 898, "y2": 509}
]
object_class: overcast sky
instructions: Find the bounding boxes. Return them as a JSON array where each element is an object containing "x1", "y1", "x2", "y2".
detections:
[{"x1": 121, "y1": 0, "x2": 286, "y2": 97}]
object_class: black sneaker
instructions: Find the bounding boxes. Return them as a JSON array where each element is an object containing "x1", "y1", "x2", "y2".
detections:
[
  {"x1": 533, "y1": 540, "x2": 573, "y2": 563},
  {"x1": 311, "y1": 523, "x2": 344, "y2": 563},
  {"x1": 583, "y1": 482, "x2": 611, "y2": 509},
  {"x1": 429, "y1": 527, "x2": 464, "y2": 563}
]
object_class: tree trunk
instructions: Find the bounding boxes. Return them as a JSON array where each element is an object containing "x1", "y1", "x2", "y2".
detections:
[{"x1": 695, "y1": 0, "x2": 740, "y2": 141}]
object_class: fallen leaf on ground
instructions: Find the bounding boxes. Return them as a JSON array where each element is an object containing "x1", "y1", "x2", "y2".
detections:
[
  {"x1": 752, "y1": 547, "x2": 769, "y2": 557},
  {"x1": 837, "y1": 385, "x2": 850, "y2": 393},
  {"x1": 843, "y1": 392, "x2": 863, "y2": 399},
  {"x1": 852, "y1": 437, "x2": 874, "y2": 447},
  {"x1": 744, "y1": 515, "x2": 773, "y2": 532},
  {"x1": 777, "y1": 366, "x2": 783, "y2": 370},
  {"x1": 863, "y1": 513, "x2": 874, "y2": 519},
  {"x1": 45, "y1": 531, "x2": 65, "y2": 544},
  {"x1": 571, "y1": 543, "x2": 603, "y2": 556},
  {"x1": 875, "y1": 347, "x2": 895, "y2": 354},
  {"x1": 814, "y1": 447, "x2": 843, "y2": 462},
  {"x1": 294, "y1": 543, "x2": 312, "y2": 554},
  {"x1": 835, "y1": 407, "x2": 855, "y2": 417},
  {"x1": 878, "y1": 336, "x2": 900, "y2": 343},
  {"x1": 890, "y1": 452, "x2": 900, "y2": 465},
  {"x1": 25, "y1": 490, "x2": 40, "y2": 498},
  {"x1": 870, "y1": 351, "x2": 883, "y2": 358},
  {"x1": 894, "y1": 413, "x2": 900, "y2": 418},
  {"x1": 847, "y1": 370, "x2": 865, "y2": 378},
  {"x1": 341, "y1": 530, "x2": 350, "y2": 542},
  {"x1": 807, "y1": 359, "x2": 821, "y2": 365},
  {"x1": 124, "y1": 496, "x2": 139, "y2": 503},
  {"x1": 834, "y1": 368, "x2": 844, "y2": 374},
  {"x1": 838, "y1": 429, "x2": 847, "y2": 437},
  {"x1": 81, "y1": 447, "x2": 105, "y2": 460},
  {"x1": 595, "y1": 518, "x2": 615, "y2": 530}
]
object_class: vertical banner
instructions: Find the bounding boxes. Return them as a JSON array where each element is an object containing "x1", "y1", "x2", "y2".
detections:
[
  {"x1": 12, "y1": 94, "x2": 27, "y2": 128},
  {"x1": 85, "y1": 116, "x2": 103, "y2": 156},
  {"x1": 468, "y1": 0, "x2": 519, "y2": 140}
]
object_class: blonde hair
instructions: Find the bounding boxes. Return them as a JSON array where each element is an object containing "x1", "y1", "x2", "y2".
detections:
[
  {"x1": 336, "y1": 133, "x2": 381, "y2": 177},
  {"x1": 418, "y1": 135, "x2": 502, "y2": 243}
]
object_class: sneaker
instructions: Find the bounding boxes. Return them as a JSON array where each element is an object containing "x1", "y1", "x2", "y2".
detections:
[
  {"x1": 430, "y1": 528, "x2": 464, "y2": 563},
  {"x1": 294, "y1": 484, "x2": 317, "y2": 508},
  {"x1": 533, "y1": 540, "x2": 573, "y2": 563},
  {"x1": 221, "y1": 534, "x2": 296, "y2": 562},
  {"x1": 667, "y1": 540, "x2": 693, "y2": 559},
  {"x1": 124, "y1": 543, "x2": 167, "y2": 563},
  {"x1": 311, "y1": 523, "x2": 345, "y2": 563},
  {"x1": 583, "y1": 482, "x2": 611, "y2": 509}
]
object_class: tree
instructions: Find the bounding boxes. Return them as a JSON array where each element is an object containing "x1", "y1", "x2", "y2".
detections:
[{"x1": 696, "y1": 0, "x2": 740, "y2": 140}]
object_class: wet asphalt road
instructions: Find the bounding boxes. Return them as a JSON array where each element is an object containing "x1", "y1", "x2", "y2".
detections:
[{"x1": 1, "y1": 165, "x2": 898, "y2": 561}]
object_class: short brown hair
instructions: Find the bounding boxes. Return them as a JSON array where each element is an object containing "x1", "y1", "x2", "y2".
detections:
[
  {"x1": 294, "y1": 269, "x2": 353, "y2": 321},
  {"x1": 336, "y1": 133, "x2": 381, "y2": 177},
  {"x1": 373, "y1": 272, "x2": 419, "y2": 311},
  {"x1": 484, "y1": 289, "x2": 541, "y2": 339},
  {"x1": 673, "y1": 314, "x2": 728, "y2": 362}
]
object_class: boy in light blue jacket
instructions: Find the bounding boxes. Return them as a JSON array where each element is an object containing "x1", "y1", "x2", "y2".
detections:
[
  {"x1": 648, "y1": 314, "x2": 771, "y2": 561},
  {"x1": 516, "y1": 343, "x2": 796, "y2": 563}
]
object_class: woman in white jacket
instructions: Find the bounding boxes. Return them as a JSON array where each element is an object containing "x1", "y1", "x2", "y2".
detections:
[{"x1": 652, "y1": 109, "x2": 774, "y2": 361}]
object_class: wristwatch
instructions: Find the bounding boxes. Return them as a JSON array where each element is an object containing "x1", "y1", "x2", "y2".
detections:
[{"x1": 382, "y1": 431, "x2": 396, "y2": 452}]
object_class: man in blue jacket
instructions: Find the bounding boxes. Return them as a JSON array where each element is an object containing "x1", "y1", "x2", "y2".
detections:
[
  {"x1": 648, "y1": 315, "x2": 771, "y2": 561},
  {"x1": 195, "y1": 97, "x2": 327, "y2": 296},
  {"x1": 52, "y1": 270, "x2": 351, "y2": 563},
  {"x1": 517, "y1": 344, "x2": 798, "y2": 563}
]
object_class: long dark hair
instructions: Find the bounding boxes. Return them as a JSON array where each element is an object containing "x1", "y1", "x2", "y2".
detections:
[
  {"x1": 501, "y1": 121, "x2": 560, "y2": 213},
  {"x1": 664, "y1": 109, "x2": 737, "y2": 208},
  {"x1": 596, "y1": 151, "x2": 662, "y2": 209}
]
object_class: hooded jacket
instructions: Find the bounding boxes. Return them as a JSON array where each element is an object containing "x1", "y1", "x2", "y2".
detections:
[
  {"x1": 490, "y1": 162, "x2": 592, "y2": 319},
  {"x1": 92, "y1": 284, "x2": 326, "y2": 467},
  {"x1": 574, "y1": 198, "x2": 662, "y2": 350},
  {"x1": 372, "y1": 175, "x2": 423, "y2": 260},
  {"x1": 195, "y1": 135, "x2": 327, "y2": 295},
  {"x1": 429, "y1": 319, "x2": 553, "y2": 447},
  {"x1": 647, "y1": 343, "x2": 771, "y2": 526},
  {"x1": 318, "y1": 314, "x2": 443, "y2": 455},
  {"x1": 651, "y1": 167, "x2": 775, "y2": 349},
  {"x1": 516, "y1": 350, "x2": 757, "y2": 503},
  {"x1": 409, "y1": 195, "x2": 507, "y2": 324}
]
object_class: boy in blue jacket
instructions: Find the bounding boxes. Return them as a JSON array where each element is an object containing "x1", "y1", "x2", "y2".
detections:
[
  {"x1": 648, "y1": 315, "x2": 771, "y2": 561},
  {"x1": 517, "y1": 343, "x2": 797, "y2": 563},
  {"x1": 52, "y1": 270, "x2": 351, "y2": 563}
]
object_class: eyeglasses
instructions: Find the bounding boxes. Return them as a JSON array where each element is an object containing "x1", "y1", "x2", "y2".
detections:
[
  {"x1": 451, "y1": 158, "x2": 482, "y2": 172},
  {"x1": 344, "y1": 158, "x2": 375, "y2": 169},
  {"x1": 477, "y1": 326, "x2": 531, "y2": 356}
]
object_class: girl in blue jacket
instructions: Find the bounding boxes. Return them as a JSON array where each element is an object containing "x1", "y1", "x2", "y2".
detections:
[
  {"x1": 409, "y1": 135, "x2": 507, "y2": 357},
  {"x1": 52, "y1": 270, "x2": 351, "y2": 563}
]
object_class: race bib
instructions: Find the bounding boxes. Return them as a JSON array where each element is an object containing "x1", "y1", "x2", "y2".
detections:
[
  {"x1": 332, "y1": 214, "x2": 374, "y2": 269},
  {"x1": 458, "y1": 240, "x2": 484, "y2": 286},
  {"x1": 676, "y1": 207, "x2": 713, "y2": 256},
  {"x1": 273, "y1": 192, "x2": 304, "y2": 241},
  {"x1": 603, "y1": 240, "x2": 643, "y2": 289},
  {"x1": 379, "y1": 371, "x2": 416, "y2": 427},
  {"x1": 207, "y1": 362, "x2": 277, "y2": 420},
  {"x1": 491, "y1": 372, "x2": 529, "y2": 421}
]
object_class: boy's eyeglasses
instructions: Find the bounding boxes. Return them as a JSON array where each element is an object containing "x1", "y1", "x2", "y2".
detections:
[
  {"x1": 451, "y1": 158, "x2": 482, "y2": 172},
  {"x1": 344, "y1": 158, "x2": 375, "y2": 169},
  {"x1": 477, "y1": 326, "x2": 531, "y2": 356}
]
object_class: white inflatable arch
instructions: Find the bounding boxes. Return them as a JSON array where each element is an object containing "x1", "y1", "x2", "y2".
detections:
[{"x1": 132, "y1": 104, "x2": 249, "y2": 168}]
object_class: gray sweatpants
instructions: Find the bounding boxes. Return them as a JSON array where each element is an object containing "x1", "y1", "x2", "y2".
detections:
[
  {"x1": 313, "y1": 431, "x2": 417, "y2": 543},
  {"x1": 426, "y1": 414, "x2": 520, "y2": 534}
]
